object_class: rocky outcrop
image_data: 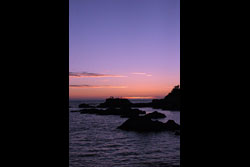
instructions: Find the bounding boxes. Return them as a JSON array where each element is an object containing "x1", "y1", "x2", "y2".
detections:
[
  {"x1": 80, "y1": 107, "x2": 146, "y2": 118},
  {"x1": 131, "y1": 103, "x2": 152, "y2": 108},
  {"x1": 132, "y1": 85, "x2": 180, "y2": 111},
  {"x1": 175, "y1": 130, "x2": 180, "y2": 135},
  {"x1": 95, "y1": 85, "x2": 180, "y2": 111},
  {"x1": 144, "y1": 111, "x2": 166, "y2": 119},
  {"x1": 164, "y1": 120, "x2": 180, "y2": 131},
  {"x1": 117, "y1": 118, "x2": 180, "y2": 132},
  {"x1": 97, "y1": 97, "x2": 132, "y2": 108},
  {"x1": 119, "y1": 108, "x2": 146, "y2": 118},
  {"x1": 117, "y1": 117, "x2": 165, "y2": 131},
  {"x1": 151, "y1": 85, "x2": 180, "y2": 111}
]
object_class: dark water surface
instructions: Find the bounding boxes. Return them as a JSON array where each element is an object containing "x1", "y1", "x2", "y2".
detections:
[{"x1": 69, "y1": 100, "x2": 180, "y2": 167}]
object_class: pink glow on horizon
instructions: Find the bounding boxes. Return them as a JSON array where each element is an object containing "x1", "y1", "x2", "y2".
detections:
[
  {"x1": 69, "y1": 81, "x2": 175, "y2": 99},
  {"x1": 69, "y1": 0, "x2": 180, "y2": 99},
  {"x1": 122, "y1": 96, "x2": 155, "y2": 99},
  {"x1": 132, "y1": 72, "x2": 152, "y2": 77}
]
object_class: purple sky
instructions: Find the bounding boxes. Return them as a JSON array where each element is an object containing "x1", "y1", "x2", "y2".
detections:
[{"x1": 69, "y1": 0, "x2": 180, "y2": 99}]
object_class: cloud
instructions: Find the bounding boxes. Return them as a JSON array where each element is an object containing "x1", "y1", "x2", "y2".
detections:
[
  {"x1": 69, "y1": 84, "x2": 127, "y2": 88},
  {"x1": 131, "y1": 72, "x2": 152, "y2": 77},
  {"x1": 132, "y1": 72, "x2": 147, "y2": 75},
  {"x1": 69, "y1": 72, "x2": 127, "y2": 78}
]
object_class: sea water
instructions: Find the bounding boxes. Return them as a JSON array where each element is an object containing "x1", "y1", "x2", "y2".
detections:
[{"x1": 69, "y1": 100, "x2": 180, "y2": 167}]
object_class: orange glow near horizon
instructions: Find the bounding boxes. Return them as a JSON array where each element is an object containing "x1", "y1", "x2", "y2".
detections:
[
  {"x1": 69, "y1": 81, "x2": 176, "y2": 99},
  {"x1": 122, "y1": 96, "x2": 155, "y2": 99},
  {"x1": 69, "y1": 71, "x2": 179, "y2": 100}
]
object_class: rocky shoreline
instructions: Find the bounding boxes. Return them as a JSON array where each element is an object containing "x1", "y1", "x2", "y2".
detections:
[
  {"x1": 75, "y1": 85, "x2": 180, "y2": 111},
  {"x1": 70, "y1": 85, "x2": 180, "y2": 133}
]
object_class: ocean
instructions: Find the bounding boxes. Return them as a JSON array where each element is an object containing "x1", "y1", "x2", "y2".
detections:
[{"x1": 69, "y1": 99, "x2": 180, "y2": 167}]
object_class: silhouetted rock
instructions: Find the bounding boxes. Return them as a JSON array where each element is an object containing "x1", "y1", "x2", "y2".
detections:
[
  {"x1": 118, "y1": 118, "x2": 180, "y2": 132},
  {"x1": 80, "y1": 107, "x2": 145, "y2": 118},
  {"x1": 120, "y1": 108, "x2": 146, "y2": 118},
  {"x1": 97, "y1": 97, "x2": 132, "y2": 108},
  {"x1": 144, "y1": 111, "x2": 166, "y2": 119},
  {"x1": 152, "y1": 85, "x2": 180, "y2": 111},
  {"x1": 175, "y1": 130, "x2": 180, "y2": 135},
  {"x1": 130, "y1": 85, "x2": 180, "y2": 111},
  {"x1": 131, "y1": 103, "x2": 152, "y2": 108},
  {"x1": 96, "y1": 85, "x2": 180, "y2": 111},
  {"x1": 117, "y1": 117, "x2": 166, "y2": 131},
  {"x1": 78, "y1": 103, "x2": 95, "y2": 108},
  {"x1": 164, "y1": 120, "x2": 180, "y2": 131}
]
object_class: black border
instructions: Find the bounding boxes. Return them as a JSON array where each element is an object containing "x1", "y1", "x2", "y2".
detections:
[
  {"x1": 5, "y1": 0, "x2": 235, "y2": 166},
  {"x1": 5, "y1": 0, "x2": 69, "y2": 166}
]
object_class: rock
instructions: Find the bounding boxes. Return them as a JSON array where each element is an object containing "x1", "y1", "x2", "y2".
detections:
[
  {"x1": 152, "y1": 85, "x2": 180, "y2": 111},
  {"x1": 97, "y1": 97, "x2": 132, "y2": 108},
  {"x1": 131, "y1": 103, "x2": 152, "y2": 108},
  {"x1": 78, "y1": 103, "x2": 94, "y2": 108},
  {"x1": 117, "y1": 117, "x2": 166, "y2": 131},
  {"x1": 119, "y1": 108, "x2": 146, "y2": 118},
  {"x1": 118, "y1": 118, "x2": 180, "y2": 132},
  {"x1": 131, "y1": 85, "x2": 180, "y2": 111},
  {"x1": 164, "y1": 120, "x2": 180, "y2": 131},
  {"x1": 144, "y1": 111, "x2": 166, "y2": 119},
  {"x1": 80, "y1": 108, "x2": 146, "y2": 118},
  {"x1": 175, "y1": 130, "x2": 180, "y2": 135},
  {"x1": 96, "y1": 85, "x2": 180, "y2": 110}
]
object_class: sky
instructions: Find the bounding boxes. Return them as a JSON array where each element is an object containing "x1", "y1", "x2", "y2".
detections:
[{"x1": 69, "y1": 0, "x2": 180, "y2": 100}]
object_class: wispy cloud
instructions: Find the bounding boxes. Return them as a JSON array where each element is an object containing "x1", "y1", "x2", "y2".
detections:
[
  {"x1": 69, "y1": 72, "x2": 127, "y2": 78},
  {"x1": 69, "y1": 84, "x2": 127, "y2": 88},
  {"x1": 132, "y1": 72, "x2": 147, "y2": 75},
  {"x1": 131, "y1": 72, "x2": 152, "y2": 77}
]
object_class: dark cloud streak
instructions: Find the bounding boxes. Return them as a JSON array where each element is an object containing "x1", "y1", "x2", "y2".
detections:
[
  {"x1": 69, "y1": 72, "x2": 126, "y2": 78},
  {"x1": 69, "y1": 84, "x2": 127, "y2": 88}
]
